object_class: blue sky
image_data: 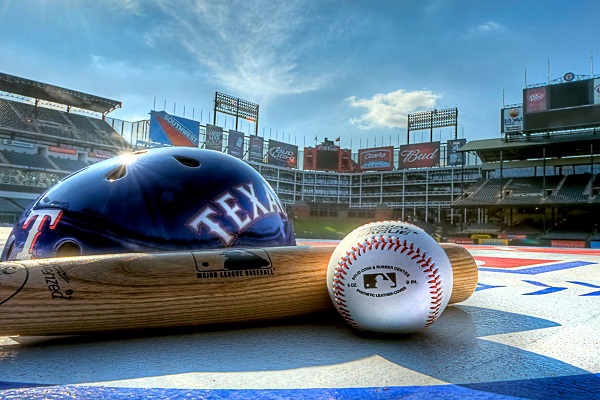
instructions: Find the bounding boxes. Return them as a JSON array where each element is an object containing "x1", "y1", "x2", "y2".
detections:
[{"x1": 1, "y1": 0, "x2": 599, "y2": 151}]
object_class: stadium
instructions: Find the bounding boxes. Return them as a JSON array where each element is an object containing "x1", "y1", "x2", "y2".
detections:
[
  {"x1": 1, "y1": 71, "x2": 600, "y2": 398},
  {"x1": 1, "y1": 71, "x2": 600, "y2": 248}
]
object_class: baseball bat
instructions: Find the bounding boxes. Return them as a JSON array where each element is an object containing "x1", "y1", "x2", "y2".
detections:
[{"x1": 0, "y1": 243, "x2": 477, "y2": 336}]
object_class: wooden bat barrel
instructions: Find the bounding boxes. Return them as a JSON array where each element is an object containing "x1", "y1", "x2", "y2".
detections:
[{"x1": 0, "y1": 243, "x2": 477, "y2": 336}]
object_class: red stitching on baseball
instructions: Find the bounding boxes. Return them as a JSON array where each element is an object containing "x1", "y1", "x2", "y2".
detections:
[{"x1": 332, "y1": 234, "x2": 445, "y2": 330}]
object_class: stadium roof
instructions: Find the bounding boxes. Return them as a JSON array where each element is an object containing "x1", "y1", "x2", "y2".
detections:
[
  {"x1": 460, "y1": 131, "x2": 600, "y2": 162},
  {"x1": 0, "y1": 72, "x2": 121, "y2": 114}
]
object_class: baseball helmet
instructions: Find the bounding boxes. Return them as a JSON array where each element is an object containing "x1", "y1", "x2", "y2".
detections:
[{"x1": 1, "y1": 147, "x2": 295, "y2": 261}]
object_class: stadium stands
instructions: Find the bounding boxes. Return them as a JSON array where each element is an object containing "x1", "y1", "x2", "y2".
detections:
[
  {"x1": 65, "y1": 112, "x2": 99, "y2": 132},
  {"x1": 502, "y1": 222, "x2": 544, "y2": 235},
  {"x1": 48, "y1": 156, "x2": 89, "y2": 172},
  {"x1": 547, "y1": 174, "x2": 591, "y2": 203},
  {"x1": 454, "y1": 178, "x2": 502, "y2": 205},
  {"x1": 462, "y1": 222, "x2": 505, "y2": 235},
  {"x1": 0, "y1": 150, "x2": 55, "y2": 170},
  {"x1": 0, "y1": 98, "x2": 130, "y2": 149},
  {"x1": 0, "y1": 99, "x2": 37, "y2": 133},
  {"x1": 456, "y1": 174, "x2": 595, "y2": 206},
  {"x1": 8, "y1": 197, "x2": 33, "y2": 210},
  {"x1": 0, "y1": 197, "x2": 25, "y2": 214},
  {"x1": 539, "y1": 231, "x2": 589, "y2": 241}
]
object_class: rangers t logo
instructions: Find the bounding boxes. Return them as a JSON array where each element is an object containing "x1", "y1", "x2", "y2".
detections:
[{"x1": 15, "y1": 209, "x2": 63, "y2": 260}]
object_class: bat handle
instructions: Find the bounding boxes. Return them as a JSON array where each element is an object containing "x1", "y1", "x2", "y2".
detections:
[{"x1": 440, "y1": 243, "x2": 478, "y2": 304}]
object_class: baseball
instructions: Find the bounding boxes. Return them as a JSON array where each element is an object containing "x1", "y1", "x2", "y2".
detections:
[{"x1": 327, "y1": 220, "x2": 453, "y2": 333}]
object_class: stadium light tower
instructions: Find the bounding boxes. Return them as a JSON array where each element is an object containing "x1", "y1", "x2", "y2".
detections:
[
  {"x1": 213, "y1": 92, "x2": 259, "y2": 136},
  {"x1": 407, "y1": 107, "x2": 458, "y2": 144}
]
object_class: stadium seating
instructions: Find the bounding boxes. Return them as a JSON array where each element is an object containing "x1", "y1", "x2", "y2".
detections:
[
  {"x1": 1, "y1": 150, "x2": 55, "y2": 170},
  {"x1": 8, "y1": 197, "x2": 33, "y2": 210},
  {"x1": 456, "y1": 174, "x2": 594, "y2": 206},
  {"x1": 1, "y1": 99, "x2": 130, "y2": 148},
  {"x1": 547, "y1": 174, "x2": 591, "y2": 204},
  {"x1": 454, "y1": 178, "x2": 502, "y2": 205},
  {"x1": 0, "y1": 99, "x2": 38, "y2": 132},
  {"x1": 0, "y1": 197, "x2": 25, "y2": 213},
  {"x1": 502, "y1": 223, "x2": 543, "y2": 235},
  {"x1": 25, "y1": 104, "x2": 69, "y2": 125},
  {"x1": 462, "y1": 222, "x2": 505, "y2": 234},
  {"x1": 65, "y1": 112, "x2": 99, "y2": 132},
  {"x1": 48, "y1": 156, "x2": 89, "y2": 172},
  {"x1": 591, "y1": 174, "x2": 600, "y2": 203},
  {"x1": 539, "y1": 231, "x2": 589, "y2": 241},
  {"x1": 588, "y1": 233, "x2": 600, "y2": 242}
]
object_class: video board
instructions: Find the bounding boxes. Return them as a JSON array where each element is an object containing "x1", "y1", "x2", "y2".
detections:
[{"x1": 523, "y1": 77, "x2": 600, "y2": 131}]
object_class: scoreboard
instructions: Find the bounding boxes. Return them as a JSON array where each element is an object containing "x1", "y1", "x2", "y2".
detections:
[{"x1": 522, "y1": 77, "x2": 600, "y2": 132}]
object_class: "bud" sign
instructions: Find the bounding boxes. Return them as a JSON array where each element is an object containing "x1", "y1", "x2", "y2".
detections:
[{"x1": 398, "y1": 142, "x2": 440, "y2": 169}]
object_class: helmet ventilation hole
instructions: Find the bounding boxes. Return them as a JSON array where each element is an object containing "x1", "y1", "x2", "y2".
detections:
[
  {"x1": 55, "y1": 241, "x2": 81, "y2": 258},
  {"x1": 173, "y1": 155, "x2": 201, "y2": 168},
  {"x1": 106, "y1": 165, "x2": 127, "y2": 181}
]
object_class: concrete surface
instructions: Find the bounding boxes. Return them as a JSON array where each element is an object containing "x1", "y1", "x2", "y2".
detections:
[{"x1": 0, "y1": 228, "x2": 599, "y2": 399}]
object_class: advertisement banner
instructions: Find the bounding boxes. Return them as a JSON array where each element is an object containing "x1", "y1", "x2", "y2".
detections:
[
  {"x1": 501, "y1": 107, "x2": 524, "y2": 133},
  {"x1": 267, "y1": 140, "x2": 298, "y2": 168},
  {"x1": 446, "y1": 139, "x2": 466, "y2": 166},
  {"x1": 524, "y1": 87, "x2": 548, "y2": 113},
  {"x1": 446, "y1": 237, "x2": 475, "y2": 244},
  {"x1": 149, "y1": 111, "x2": 199, "y2": 147},
  {"x1": 205, "y1": 125, "x2": 223, "y2": 152},
  {"x1": 49, "y1": 146, "x2": 77, "y2": 155},
  {"x1": 227, "y1": 130, "x2": 245, "y2": 159},
  {"x1": 303, "y1": 147, "x2": 316, "y2": 170},
  {"x1": 358, "y1": 146, "x2": 394, "y2": 171},
  {"x1": 498, "y1": 234, "x2": 527, "y2": 240},
  {"x1": 3, "y1": 139, "x2": 34, "y2": 149},
  {"x1": 550, "y1": 240, "x2": 586, "y2": 248},
  {"x1": 248, "y1": 136, "x2": 264, "y2": 162},
  {"x1": 479, "y1": 238, "x2": 509, "y2": 246},
  {"x1": 595, "y1": 78, "x2": 600, "y2": 104},
  {"x1": 88, "y1": 152, "x2": 113, "y2": 159},
  {"x1": 398, "y1": 142, "x2": 440, "y2": 169},
  {"x1": 340, "y1": 149, "x2": 353, "y2": 171}
]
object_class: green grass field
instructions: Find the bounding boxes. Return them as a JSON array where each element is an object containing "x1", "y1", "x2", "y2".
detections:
[{"x1": 291, "y1": 218, "x2": 376, "y2": 240}]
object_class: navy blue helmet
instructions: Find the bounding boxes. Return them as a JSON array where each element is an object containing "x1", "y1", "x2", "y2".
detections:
[{"x1": 1, "y1": 147, "x2": 295, "y2": 260}]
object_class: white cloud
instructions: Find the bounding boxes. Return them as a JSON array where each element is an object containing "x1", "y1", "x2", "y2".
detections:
[
  {"x1": 90, "y1": 55, "x2": 142, "y2": 76},
  {"x1": 347, "y1": 89, "x2": 441, "y2": 129},
  {"x1": 121, "y1": 0, "x2": 143, "y2": 14},
  {"x1": 144, "y1": 0, "x2": 326, "y2": 104},
  {"x1": 471, "y1": 21, "x2": 505, "y2": 34}
]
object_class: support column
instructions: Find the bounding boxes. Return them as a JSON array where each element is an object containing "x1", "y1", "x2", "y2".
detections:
[{"x1": 499, "y1": 150, "x2": 503, "y2": 199}]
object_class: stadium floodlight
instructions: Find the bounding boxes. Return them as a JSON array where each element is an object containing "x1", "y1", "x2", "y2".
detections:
[
  {"x1": 407, "y1": 107, "x2": 458, "y2": 143},
  {"x1": 214, "y1": 92, "x2": 259, "y2": 135}
]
